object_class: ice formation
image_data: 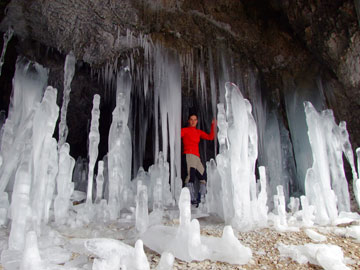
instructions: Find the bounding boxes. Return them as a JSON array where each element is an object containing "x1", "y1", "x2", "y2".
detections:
[
  {"x1": 0, "y1": 30, "x2": 359, "y2": 270},
  {"x1": 142, "y1": 187, "x2": 252, "y2": 264},
  {"x1": 0, "y1": 27, "x2": 14, "y2": 76},
  {"x1": 58, "y1": 51, "x2": 76, "y2": 149},
  {"x1": 86, "y1": 94, "x2": 100, "y2": 203},
  {"x1": 304, "y1": 102, "x2": 353, "y2": 225},
  {"x1": 278, "y1": 243, "x2": 350, "y2": 270},
  {"x1": 206, "y1": 82, "x2": 268, "y2": 231}
]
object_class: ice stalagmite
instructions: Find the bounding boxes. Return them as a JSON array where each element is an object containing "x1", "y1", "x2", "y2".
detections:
[
  {"x1": 206, "y1": 159, "x2": 223, "y2": 219},
  {"x1": 304, "y1": 102, "x2": 338, "y2": 225},
  {"x1": 323, "y1": 111, "x2": 351, "y2": 212},
  {"x1": 58, "y1": 51, "x2": 76, "y2": 149},
  {"x1": 273, "y1": 185, "x2": 288, "y2": 230},
  {"x1": 31, "y1": 86, "x2": 59, "y2": 232},
  {"x1": 54, "y1": 143, "x2": 75, "y2": 224},
  {"x1": 148, "y1": 151, "x2": 173, "y2": 208},
  {"x1": 20, "y1": 231, "x2": 43, "y2": 270},
  {"x1": 86, "y1": 94, "x2": 101, "y2": 203},
  {"x1": 225, "y1": 82, "x2": 252, "y2": 230},
  {"x1": 95, "y1": 161, "x2": 104, "y2": 204},
  {"x1": 136, "y1": 181, "x2": 149, "y2": 234},
  {"x1": 107, "y1": 71, "x2": 132, "y2": 219},
  {"x1": 215, "y1": 103, "x2": 234, "y2": 224},
  {"x1": 85, "y1": 238, "x2": 150, "y2": 270},
  {"x1": 257, "y1": 166, "x2": 268, "y2": 227}
]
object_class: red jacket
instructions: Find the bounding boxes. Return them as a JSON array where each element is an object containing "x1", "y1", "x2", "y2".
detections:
[{"x1": 181, "y1": 122, "x2": 215, "y2": 157}]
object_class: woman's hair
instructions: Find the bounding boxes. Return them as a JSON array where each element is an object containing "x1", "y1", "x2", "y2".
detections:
[{"x1": 188, "y1": 113, "x2": 198, "y2": 120}]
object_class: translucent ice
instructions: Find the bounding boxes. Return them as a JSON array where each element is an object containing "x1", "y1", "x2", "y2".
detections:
[
  {"x1": 278, "y1": 243, "x2": 350, "y2": 270},
  {"x1": 0, "y1": 26, "x2": 14, "y2": 77},
  {"x1": 142, "y1": 188, "x2": 252, "y2": 265},
  {"x1": 135, "y1": 182, "x2": 149, "y2": 234},
  {"x1": 20, "y1": 231, "x2": 43, "y2": 270},
  {"x1": 157, "y1": 252, "x2": 174, "y2": 270},
  {"x1": 86, "y1": 94, "x2": 101, "y2": 203},
  {"x1": 95, "y1": 161, "x2": 105, "y2": 204},
  {"x1": 58, "y1": 51, "x2": 76, "y2": 148},
  {"x1": 305, "y1": 229, "x2": 327, "y2": 242},
  {"x1": 54, "y1": 143, "x2": 75, "y2": 225},
  {"x1": 304, "y1": 102, "x2": 338, "y2": 225},
  {"x1": 85, "y1": 238, "x2": 149, "y2": 270}
]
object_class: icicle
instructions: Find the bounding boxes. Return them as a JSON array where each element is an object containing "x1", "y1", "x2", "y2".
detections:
[{"x1": 0, "y1": 26, "x2": 14, "y2": 77}]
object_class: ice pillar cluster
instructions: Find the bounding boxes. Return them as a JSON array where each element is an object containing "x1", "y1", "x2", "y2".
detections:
[
  {"x1": 206, "y1": 82, "x2": 268, "y2": 231},
  {"x1": 304, "y1": 102, "x2": 356, "y2": 224},
  {"x1": 0, "y1": 58, "x2": 61, "y2": 251}
]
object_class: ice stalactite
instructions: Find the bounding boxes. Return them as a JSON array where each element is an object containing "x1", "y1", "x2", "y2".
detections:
[
  {"x1": 0, "y1": 27, "x2": 14, "y2": 77},
  {"x1": 86, "y1": 94, "x2": 100, "y2": 203},
  {"x1": 58, "y1": 51, "x2": 76, "y2": 149},
  {"x1": 153, "y1": 47, "x2": 181, "y2": 198}
]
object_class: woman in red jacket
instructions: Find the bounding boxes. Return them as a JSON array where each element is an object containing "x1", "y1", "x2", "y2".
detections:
[{"x1": 181, "y1": 113, "x2": 215, "y2": 205}]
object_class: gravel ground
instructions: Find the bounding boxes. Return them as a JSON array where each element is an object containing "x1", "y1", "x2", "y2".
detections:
[{"x1": 145, "y1": 215, "x2": 360, "y2": 270}]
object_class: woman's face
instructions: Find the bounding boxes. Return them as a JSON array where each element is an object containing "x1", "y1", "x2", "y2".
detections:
[{"x1": 188, "y1": 115, "x2": 198, "y2": 127}]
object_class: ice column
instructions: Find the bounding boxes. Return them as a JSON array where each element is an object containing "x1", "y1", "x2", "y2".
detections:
[
  {"x1": 323, "y1": 112, "x2": 350, "y2": 212},
  {"x1": 0, "y1": 26, "x2": 14, "y2": 76},
  {"x1": 31, "y1": 86, "x2": 59, "y2": 231},
  {"x1": 95, "y1": 160, "x2": 104, "y2": 204},
  {"x1": 225, "y1": 82, "x2": 253, "y2": 230},
  {"x1": 216, "y1": 102, "x2": 233, "y2": 224},
  {"x1": 107, "y1": 70, "x2": 132, "y2": 219},
  {"x1": 58, "y1": 51, "x2": 76, "y2": 148},
  {"x1": 86, "y1": 94, "x2": 101, "y2": 203},
  {"x1": 304, "y1": 102, "x2": 338, "y2": 225},
  {"x1": 0, "y1": 58, "x2": 48, "y2": 193},
  {"x1": 107, "y1": 92, "x2": 132, "y2": 219},
  {"x1": 54, "y1": 143, "x2": 75, "y2": 224}
]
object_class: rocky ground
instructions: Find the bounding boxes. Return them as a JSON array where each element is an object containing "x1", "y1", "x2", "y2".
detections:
[{"x1": 145, "y1": 215, "x2": 360, "y2": 270}]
